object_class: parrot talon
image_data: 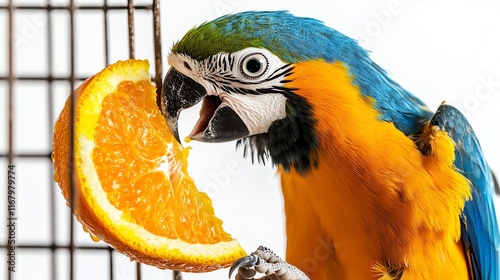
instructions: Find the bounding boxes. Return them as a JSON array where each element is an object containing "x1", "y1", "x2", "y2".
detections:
[
  {"x1": 229, "y1": 254, "x2": 260, "y2": 279},
  {"x1": 229, "y1": 246, "x2": 310, "y2": 280}
]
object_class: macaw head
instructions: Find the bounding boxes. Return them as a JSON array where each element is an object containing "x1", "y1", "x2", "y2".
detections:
[{"x1": 162, "y1": 11, "x2": 431, "y2": 174}]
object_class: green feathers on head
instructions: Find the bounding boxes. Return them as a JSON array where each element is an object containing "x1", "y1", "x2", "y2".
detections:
[{"x1": 172, "y1": 13, "x2": 269, "y2": 61}]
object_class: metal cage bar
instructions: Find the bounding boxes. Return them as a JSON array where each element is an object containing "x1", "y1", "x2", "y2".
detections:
[
  {"x1": 7, "y1": 0, "x2": 15, "y2": 279},
  {"x1": 68, "y1": 0, "x2": 77, "y2": 278},
  {"x1": 46, "y1": 0, "x2": 57, "y2": 278},
  {"x1": 0, "y1": 1, "x2": 182, "y2": 279}
]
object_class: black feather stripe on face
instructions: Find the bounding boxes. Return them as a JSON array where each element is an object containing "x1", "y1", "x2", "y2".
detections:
[{"x1": 237, "y1": 89, "x2": 319, "y2": 175}]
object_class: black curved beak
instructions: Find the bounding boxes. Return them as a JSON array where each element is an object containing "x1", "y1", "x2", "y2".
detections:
[
  {"x1": 161, "y1": 67, "x2": 206, "y2": 143},
  {"x1": 161, "y1": 67, "x2": 249, "y2": 144}
]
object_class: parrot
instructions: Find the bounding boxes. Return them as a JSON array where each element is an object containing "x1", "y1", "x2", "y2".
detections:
[{"x1": 161, "y1": 11, "x2": 500, "y2": 280}]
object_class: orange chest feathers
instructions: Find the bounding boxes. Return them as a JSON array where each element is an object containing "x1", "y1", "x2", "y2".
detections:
[{"x1": 280, "y1": 61, "x2": 471, "y2": 279}]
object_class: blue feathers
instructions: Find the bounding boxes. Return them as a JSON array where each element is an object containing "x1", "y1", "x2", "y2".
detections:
[
  {"x1": 184, "y1": 11, "x2": 434, "y2": 135},
  {"x1": 430, "y1": 104, "x2": 500, "y2": 279}
]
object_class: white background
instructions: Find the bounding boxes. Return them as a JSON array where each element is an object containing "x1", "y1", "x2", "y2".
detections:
[{"x1": 0, "y1": 0, "x2": 499, "y2": 279}]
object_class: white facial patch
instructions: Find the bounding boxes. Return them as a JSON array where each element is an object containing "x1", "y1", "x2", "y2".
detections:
[
  {"x1": 167, "y1": 48, "x2": 292, "y2": 137},
  {"x1": 220, "y1": 93, "x2": 287, "y2": 135}
]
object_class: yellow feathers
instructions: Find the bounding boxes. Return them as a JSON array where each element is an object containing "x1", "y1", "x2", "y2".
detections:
[{"x1": 281, "y1": 60, "x2": 472, "y2": 279}]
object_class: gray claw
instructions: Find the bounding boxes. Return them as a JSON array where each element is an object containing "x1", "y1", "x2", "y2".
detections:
[{"x1": 229, "y1": 255, "x2": 259, "y2": 279}]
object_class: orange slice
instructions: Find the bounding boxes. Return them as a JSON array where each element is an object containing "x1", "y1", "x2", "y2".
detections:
[{"x1": 52, "y1": 59, "x2": 246, "y2": 271}]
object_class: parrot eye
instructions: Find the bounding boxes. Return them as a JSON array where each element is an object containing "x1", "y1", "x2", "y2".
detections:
[{"x1": 240, "y1": 53, "x2": 268, "y2": 79}]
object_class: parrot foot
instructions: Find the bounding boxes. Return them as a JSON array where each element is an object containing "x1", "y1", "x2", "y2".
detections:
[{"x1": 228, "y1": 246, "x2": 310, "y2": 280}]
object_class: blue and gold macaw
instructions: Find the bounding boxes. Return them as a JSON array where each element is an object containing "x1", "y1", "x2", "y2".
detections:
[{"x1": 161, "y1": 11, "x2": 500, "y2": 280}]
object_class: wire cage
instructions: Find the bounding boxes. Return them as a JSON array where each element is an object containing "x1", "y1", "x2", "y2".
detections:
[
  {"x1": 0, "y1": 1, "x2": 287, "y2": 279},
  {"x1": 0, "y1": 0, "x2": 184, "y2": 279}
]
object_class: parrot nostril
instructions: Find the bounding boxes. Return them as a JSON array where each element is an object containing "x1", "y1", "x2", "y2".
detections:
[{"x1": 183, "y1": 61, "x2": 192, "y2": 71}]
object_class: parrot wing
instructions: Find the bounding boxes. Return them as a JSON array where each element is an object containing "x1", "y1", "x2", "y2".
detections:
[{"x1": 429, "y1": 104, "x2": 500, "y2": 280}]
